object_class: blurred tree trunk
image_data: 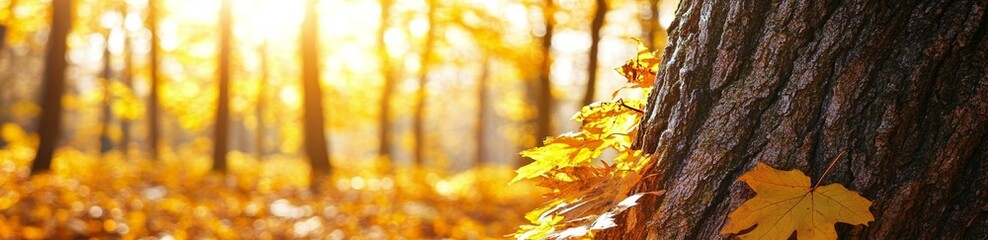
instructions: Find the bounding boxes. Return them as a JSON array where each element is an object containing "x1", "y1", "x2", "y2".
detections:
[
  {"x1": 121, "y1": 2, "x2": 134, "y2": 155},
  {"x1": 603, "y1": 0, "x2": 988, "y2": 239},
  {"x1": 523, "y1": 0, "x2": 555, "y2": 167},
  {"x1": 581, "y1": 0, "x2": 607, "y2": 106},
  {"x1": 301, "y1": 0, "x2": 332, "y2": 177},
  {"x1": 147, "y1": 0, "x2": 160, "y2": 160},
  {"x1": 639, "y1": 0, "x2": 666, "y2": 50},
  {"x1": 474, "y1": 59, "x2": 490, "y2": 166},
  {"x1": 413, "y1": 0, "x2": 436, "y2": 166},
  {"x1": 255, "y1": 40, "x2": 268, "y2": 161},
  {"x1": 377, "y1": 0, "x2": 394, "y2": 160},
  {"x1": 212, "y1": 0, "x2": 232, "y2": 172},
  {"x1": 99, "y1": 38, "x2": 113, "y2": 154},
  {"x1": 0, "y1": 25, "x2": 6, "y2": 48},
  {"x1": 31, "y1": 0, "x2": 71, "y2": 175}
]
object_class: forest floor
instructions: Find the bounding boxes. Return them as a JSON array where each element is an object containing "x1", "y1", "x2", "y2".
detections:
[{"x1": 0, "y1": 125, "x2": 545, "y2": 239}]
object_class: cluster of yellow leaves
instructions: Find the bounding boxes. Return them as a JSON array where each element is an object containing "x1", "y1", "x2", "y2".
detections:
[
  {"x1": 722, "y1": 162, "x2": 874, "y2": 240},
  {"x1": 0, "y1": 124, "x2": 544, "y2": 239},
  {"x1": 512, "y1": 40, "x2": 662, "y2": 239}
]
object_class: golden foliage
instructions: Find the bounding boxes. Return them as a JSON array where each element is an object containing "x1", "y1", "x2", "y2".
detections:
[
  {"x1": 722, "y1": 162, "x2": 874, "y2": 240},
  {"x1": 512, "y1": 40, "x2": 662, "y2": 239},
  {"x1": 0, "y1": 125, "x2": 544, "y2": 239}
]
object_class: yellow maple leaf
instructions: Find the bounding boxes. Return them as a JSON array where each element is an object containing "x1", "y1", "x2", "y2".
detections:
[
  {"x1": 614, "y1": 39, "x2": 661, "y2": 89},
  {"x1": 572, "y1": 100, "x2": 644, "y2": 139},
  {"x1": 511, "y1": 134, "x2": 606, "y2": 184},
  {"x1": 722, "y1": 162, "x2": 874, "y2": 240}
]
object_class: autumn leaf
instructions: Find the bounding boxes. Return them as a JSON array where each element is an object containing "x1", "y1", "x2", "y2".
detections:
[
  {"x1": 614, "y1": 38, "x2": 661, "y2": 91},
  {"x1": 511, "y1": 134, "x2": 607, "y2": 184},
  {"x1": 722, "y1": 162, "x2": 874, "y2": 240},
  {"x1": 572, "y1": 99, "x2": 644, "y2": 140}
]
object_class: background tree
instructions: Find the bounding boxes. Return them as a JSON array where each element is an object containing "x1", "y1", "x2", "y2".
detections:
[
  {"x1": 147, "y1": 0, "x2": 160, "y2": 159},
  {"x1": 605, "y1": 0, "x2": 988, "y2": 239},
  {"x1": 255, "y1": 40, "x2": 268, "y2": 161},
  {"x1": 412, "y1": 0, "x2": 436, "y2": 166},
  {"x1": 524, "y1": 0, "x2": 555, "y2": 167},
  {"x1": 474, "y1": 59, "x2": 490, "y2": 166},
  {"x1": 301, "y1": 0, "x2": 331, "y2": 176},
  {"x1": 377, "y1": 0, "x2": 394, "y2": 160},
  {"x1": 581, "y1": 0, "x2": 607, "y2": 106},
  {"x1": 31, "y1": 0, "x2": 71, "y2": 175},
  {"x1": 212, "y1": 0, "x2": 232, "y2": 172}
]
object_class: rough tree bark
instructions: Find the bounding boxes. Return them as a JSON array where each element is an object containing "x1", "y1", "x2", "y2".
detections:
[
  {"x1": 212, "y1": 0, "x2": 232, "y2": 172},
  {"x1": 301, "y1": 0, "x2": 332, "y2": 176},
  {"x1": 605, "y1": 0, "x2": 988, "y2": 239},
  {"x1": 31, "y1": 0, "x2": 71, "y2": 175}
]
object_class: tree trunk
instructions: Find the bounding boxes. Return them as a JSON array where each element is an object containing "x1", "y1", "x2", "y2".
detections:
[
  {"x1": 301, "y1": 0, "x2": 331, "y2": 176},
  {"x1": 413, "y1": 0, "x2": 436, "y2": 166},
  {"x1": 377, "y1": 0, "x2": 394, "y2": 160},
  {"x1": 474, "y1": 59, "x2": 490, "y2": 166},
  {"x1": 147, "y1": 0, "x2": 160, "y2": 160},
  {"x1": 581, "y1": 0, "x2": 607, "y2": 106},
  {"x1": 212, "y1": 0, "x2": 232, "y2": 172},
  {"x1": 31, "y1": 0, "x2": 71, "y2": 175},
  {"x1": 639, "y1": 0, "x2": 666, "y2": 51},
  {"x1": 121, "y1": 2, "x2": 134, "y2": 155},
  {"x1": 0, "y1": 25, "x2": 6, "y2": 48},
  {"x1": 99, "y1": 40, "x2": 114, "y2": 154},
  {"x1": 605, "y1": 0, "x2": 988, "y2": 239},
  {"x1": 255, "y1": 41, "x2": 268, "y2": 161},
  {"x1": 523, "y1": 0, "x2": 555, "y2": 167}
]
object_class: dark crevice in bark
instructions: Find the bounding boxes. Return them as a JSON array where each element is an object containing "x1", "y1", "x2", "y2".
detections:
[{"x1": 686, "y1": 149, "x2": 753, "y2": 239}]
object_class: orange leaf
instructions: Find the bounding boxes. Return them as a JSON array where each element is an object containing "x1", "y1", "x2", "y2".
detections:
[{"x1": 722, "y1": 162, "x2": 874, "y2": 240}]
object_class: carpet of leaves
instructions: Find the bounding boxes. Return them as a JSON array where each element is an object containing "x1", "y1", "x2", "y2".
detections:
[{"x1": 0, "y1": 125, "x2": 544, "y2": 239}]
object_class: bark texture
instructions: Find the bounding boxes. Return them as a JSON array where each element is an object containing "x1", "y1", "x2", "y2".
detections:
[{"x1": 607, "y1": 0, "x2": 988, "y2": 239}]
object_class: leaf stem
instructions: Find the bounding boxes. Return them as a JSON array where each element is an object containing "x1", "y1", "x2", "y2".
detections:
[{"x1": 812, "y1": 150, "x2": 847, "y2": 191}]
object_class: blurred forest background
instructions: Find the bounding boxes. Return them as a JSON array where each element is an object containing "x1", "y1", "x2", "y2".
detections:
[{"x1": 0, "y1": 0, "x2": 677, "y2": 238}]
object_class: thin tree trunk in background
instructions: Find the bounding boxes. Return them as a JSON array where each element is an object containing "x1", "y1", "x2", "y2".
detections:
[
  {"x1": 524, "y1": 0, "x2": 555, "y2": 167},
  {"x1": 413, "y1": 0, "x2": 436, "y2": 166},
  {"x1": 255, "y1": 41, "x2": 268, "y2": 161},
  {"x1": 147, "y1": 0, "x2": 160, "y2": 160},
  {"x1": 301, "y1": 0, "x2": 331, "y2": 177},
  {"x1": 474, "y1": 59, "x2": 490, "y2": 166},
  {"x1": 212, "y1": 0, "x2": 232, "y2": 172},
  {"x1": 377, "y1": 0, "x2": 394, "y2": 160},
  {"x1": 603, "y1": 0, "x2": 988, "y2": 239},
  {"x1": 0, "y1": 25, "x2": 6, "y2": 48},
  {"x1": 99, "y1": 40, "x2": 113, "y2": 154},
  {"x1": 640, "y1": 0, "x2": 660, "y2": 49},
  {"x1": 581, "y1": 0, "x2": 607, "y2": 106},
  {"x1": 31, "y1": 0, "x2": 71, "y2": 175},
  {"x1": 121, "y1": 2, "x2": 134, "y2": 155}
]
